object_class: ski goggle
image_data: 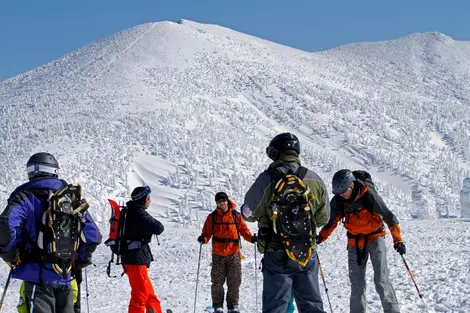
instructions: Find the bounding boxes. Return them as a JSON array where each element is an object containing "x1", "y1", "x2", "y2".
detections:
[
  {"x1": 27, "y1": 164, "x2": 59, "y2": 176},
  {"x1": 131, "y1": 186, "x2": 152, "y2": 201}
]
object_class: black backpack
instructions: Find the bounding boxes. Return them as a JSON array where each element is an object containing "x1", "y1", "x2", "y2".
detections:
[
  {"x1": 37, "y1": 184, "x2": 89, "y2": 278},
  {"x1": 352, "y1": 170, "x2": 375, "y2": 189},
  {"x1": 268, "y1": 166, "x2": 316, "y2": 266}
]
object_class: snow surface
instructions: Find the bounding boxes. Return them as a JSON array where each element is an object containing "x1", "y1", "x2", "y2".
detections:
[{"x1": 0, "y1": 20, "x2": 469, "y2": 312}]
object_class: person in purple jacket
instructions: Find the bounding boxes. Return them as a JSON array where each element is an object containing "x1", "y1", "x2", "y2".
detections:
[{"x1": 0, "y1": 152, "x2": 102, "y2": 313}]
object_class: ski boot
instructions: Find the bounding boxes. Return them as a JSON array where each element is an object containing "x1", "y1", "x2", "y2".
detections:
[{"x1": 213, "y1": 307, "x2": 224, "y2": 313}]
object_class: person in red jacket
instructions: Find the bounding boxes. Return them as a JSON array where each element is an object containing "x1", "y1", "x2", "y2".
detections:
[{"x1": 197, "y1": 192, "x2": 256, "y2": 313}]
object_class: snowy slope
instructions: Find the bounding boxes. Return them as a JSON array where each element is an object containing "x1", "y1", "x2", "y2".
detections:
[{"x1": 0, "y1": 20, "x2": 469, "y2": 312}]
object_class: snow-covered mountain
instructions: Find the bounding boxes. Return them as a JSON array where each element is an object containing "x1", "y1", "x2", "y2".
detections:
[{"x1": 0, "y1": 20, "x2": 469, "y2": 312}]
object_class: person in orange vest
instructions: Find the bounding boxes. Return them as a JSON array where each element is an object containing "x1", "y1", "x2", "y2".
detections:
[
  {"x1": 318, "y1": 169, "x2": 405, "y2": 313},
  {"x1": 197, "y1": 192, "x2": 256, "y2": 313}
]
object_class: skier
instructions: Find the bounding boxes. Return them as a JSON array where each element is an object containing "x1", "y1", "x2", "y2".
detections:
[
  {"x1": 121, "y1": 186, "x2": 165, "y2": 313},
  {"x1": 198, "y1": 192, "x2": 256, "y2": 313},
  {"x1": 0, "y1": 152, "x2": 102, "y2": 313},
  {"x1": 241, "y1": 133, "x2": 329, "y2": 313},
  {"x1": 318, "y1": 169, "x2": 405, "y2": 313}
]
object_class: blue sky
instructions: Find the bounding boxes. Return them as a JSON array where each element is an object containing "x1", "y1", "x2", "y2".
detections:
[{"x1": 1, "y1": 0, "x2": 469, "y2": 81}]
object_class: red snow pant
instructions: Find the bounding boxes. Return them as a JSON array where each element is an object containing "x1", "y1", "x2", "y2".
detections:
[{"x1": 123, "y1": 264, "x2": 162, "y2": 313}]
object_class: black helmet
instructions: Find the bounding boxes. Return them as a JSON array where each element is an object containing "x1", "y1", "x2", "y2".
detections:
[
  {"x1": 266, "y1": 132, "x2": 300, "y2": 161},
  {"x1": 332, "y1": 169, "x2": 356, "y2": 195},
  {"x1": 26, "y1": 152, "x2": 59, "y2": 180}
]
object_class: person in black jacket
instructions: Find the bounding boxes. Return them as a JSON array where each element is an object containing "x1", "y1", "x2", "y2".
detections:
[{"x1": 121, "y1": 186, "x2": 164, "y2": 313}]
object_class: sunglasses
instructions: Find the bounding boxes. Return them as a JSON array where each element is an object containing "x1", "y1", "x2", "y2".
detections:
[{"x1": 216, "y1": 199, "x2": 228, "y2": 204}]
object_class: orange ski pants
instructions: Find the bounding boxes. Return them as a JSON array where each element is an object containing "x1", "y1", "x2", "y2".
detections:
[{"x1": 123, "y1": 264, "x2": 162, "y2": 313}]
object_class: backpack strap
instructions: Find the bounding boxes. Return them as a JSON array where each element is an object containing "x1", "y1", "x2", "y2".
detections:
[
  {"x1": 211, "y1": 210, "x2": 241, "y2": 245},
  {"x1": 233, "y1": 210, "x2": 241, "y2": 246},
  {"x1": 296, "y1": 166, "x2": 308, "y2": 180}
]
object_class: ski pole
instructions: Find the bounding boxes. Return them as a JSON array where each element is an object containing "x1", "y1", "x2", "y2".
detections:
[
  {"x1": 0, "y1": 267, "x2": 13, "y2": 311},
  {"x1": 316, "y1": 253, "x2": 333, "y2": 313},
  {"x1": 254, "y1": 244, "x2": 258, "y2": 313},
  {"x1": 84, "y1": 267, "x2": 90, "y2": 313},
  {"x1": 401, "y1": 255, "x2": 430, "y2": 313},
  {"x1": 193, "y1": 243, "x2": 203, "y2": 313}
]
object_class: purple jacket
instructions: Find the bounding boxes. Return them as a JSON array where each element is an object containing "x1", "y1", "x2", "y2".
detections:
[{"x1": 0, "y1": 177, "x2": 102, "y2": 285}]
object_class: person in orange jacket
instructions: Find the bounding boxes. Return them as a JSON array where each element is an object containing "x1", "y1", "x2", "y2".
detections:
[
  {"x1": 197, "y1": 192, "x2": 256, "y2": 313},
  {"x1": 318, "y1": 170, "x2": 405, "y2": 313}
]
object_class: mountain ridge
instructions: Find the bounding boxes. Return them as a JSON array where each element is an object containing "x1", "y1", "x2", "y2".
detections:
[{"x1": 1, "y1": 20, "x2": 469, "y2": 223}]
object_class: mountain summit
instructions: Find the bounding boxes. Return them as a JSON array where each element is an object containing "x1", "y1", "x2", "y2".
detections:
[{"x1": 0, "y1": 20, "x2": 469, "y2": 221}]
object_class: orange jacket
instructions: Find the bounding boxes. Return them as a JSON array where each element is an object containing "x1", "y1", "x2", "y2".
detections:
[
  {"x1": 201, "y1": 200, "x2": 253, "y2": 256},
  {"x1": 319, "y1": 183, "x2": 403, "y2": 248}
]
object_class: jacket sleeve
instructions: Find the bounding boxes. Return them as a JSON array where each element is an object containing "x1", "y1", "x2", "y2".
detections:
[
  {"x1": 318, "y1": 197, "x2": 343, "y2": 242},
  {"x1": 0, "y1": 194, "x2": 30, "y2": 262},
  {"x1": 366, "y1": 188, "x2": 403, "y2": 243},
  {"x1": 241, "y1": 171, "x2": 273, "y2": 223},
  {"x1": 139, "y1": 210, "x2": 165, "y2": 235},
  {"x1": 77, "y1": 211, "x2": 102, "y2": 265},
  {"x1": 237, "y1": 214, "x2": 253, "y2": 242},
  {"x1": 201, "y1": 214, "x2": 213, "y2": 243},
  {"x1": 308, "y1": 174, "x2": 330, "y2": 227}
]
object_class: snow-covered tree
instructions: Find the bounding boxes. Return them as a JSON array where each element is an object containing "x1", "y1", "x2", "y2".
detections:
[
  {"x1": 460, "y1": 178, "x2": 470, "y2": 218},
  {"x1": 411, "y1": 184, "x2": 438, "y2": 220}
]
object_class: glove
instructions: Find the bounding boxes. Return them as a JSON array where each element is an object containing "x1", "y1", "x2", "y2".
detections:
[
  {"x1": 250, "y1": 234, "x2": 257, "y2": 243},
  {"x1": 1, "y1": 248, "x2": 20, "y2": 267},
  {"x1": 315, "y1": 236, "x2": 323, "y2": 244},
  {"x1": 197, "y1": 235, "x2": 205, "y2": 244},
  {"x1": 394, "y1": 242, "x2": 406, "y2": 255}
]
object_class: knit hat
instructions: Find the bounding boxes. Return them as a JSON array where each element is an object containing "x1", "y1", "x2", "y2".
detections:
[
  {"x1": 131, "y1": 186, "x2": 151, "y2": 204},
  {"x1": 215, "y1": 192, "x2": 229, "y2": 202}
]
